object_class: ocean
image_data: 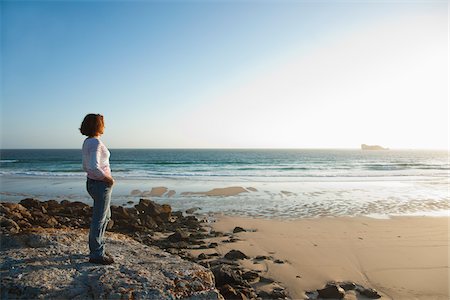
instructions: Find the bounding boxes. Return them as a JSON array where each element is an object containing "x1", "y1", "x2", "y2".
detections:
[{"x1": 1, "y1": 149, "x2": 448, "y2": 219}]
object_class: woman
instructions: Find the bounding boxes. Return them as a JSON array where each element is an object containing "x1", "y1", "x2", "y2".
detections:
[{"x1": 80, "y1": 114, "x2": 115, "y2": 265}]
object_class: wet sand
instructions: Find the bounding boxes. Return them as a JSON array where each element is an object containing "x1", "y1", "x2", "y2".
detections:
[{"x1": 204, "y1": 216, "x2": 449, "y2": 299}]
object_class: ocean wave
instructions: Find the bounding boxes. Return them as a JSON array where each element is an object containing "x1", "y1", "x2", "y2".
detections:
[
  {"x1": 0, "y1": 160, "x2": 19, "y2": 163},
  {"x1": 0, "y1": 171, "x2": 84, "y2": 177},
  {"x1": 1, "y1": 169, "x2": 447, "y2": 179}
]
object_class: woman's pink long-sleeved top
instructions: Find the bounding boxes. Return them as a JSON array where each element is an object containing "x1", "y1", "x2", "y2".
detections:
[{"x1": 82, "y1": 137, "x2": 111, "y2": 180}]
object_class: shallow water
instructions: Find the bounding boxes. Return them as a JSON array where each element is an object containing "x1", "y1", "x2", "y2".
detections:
[{"x1": 1, "y1": 149, "x2": 448, "y2": 218}]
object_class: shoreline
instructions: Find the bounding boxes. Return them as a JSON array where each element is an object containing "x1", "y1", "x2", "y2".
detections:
[
  {"x1": 1, "y1": 197, "x2": 448, "y2": 299},
  {"x1": 198, "y1": 215, "x2": 449, "y2": 299},
  {"x1": 1, "y1": 175, "x2": 449, "y2": 220}
]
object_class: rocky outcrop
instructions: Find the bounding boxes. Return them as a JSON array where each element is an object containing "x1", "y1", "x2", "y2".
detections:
[
  {"x1": 1, "y1": 199, "x2": 386, "y2": 300},
  {"x1": 0, "y1": 199, "x2": 279, "y2": 300},
  {"x1": 0, "y1": 229, "x2": 223, "y2": 299},
  {"x1": 361, "y1": 144, "x2": 388, "y2": 150}
]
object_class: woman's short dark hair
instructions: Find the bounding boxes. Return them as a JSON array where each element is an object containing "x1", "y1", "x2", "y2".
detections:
[{"x1": 80, "y1": 114, "x2": 104, "y2": 137}]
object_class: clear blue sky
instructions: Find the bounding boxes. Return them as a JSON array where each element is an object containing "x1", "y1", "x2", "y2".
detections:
[{"x1": 1, "y1": 0, "x2": 448, "y2": 149}]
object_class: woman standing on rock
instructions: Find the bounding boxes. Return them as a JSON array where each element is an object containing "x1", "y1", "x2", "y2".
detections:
[{"x1": 80, "y1": 114, "x2": 115, "y2": 265}]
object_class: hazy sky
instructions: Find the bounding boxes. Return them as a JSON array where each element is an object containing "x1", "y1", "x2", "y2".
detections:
[{"x1": 1, "y1": 0, "x2": 448, "y2": 149}]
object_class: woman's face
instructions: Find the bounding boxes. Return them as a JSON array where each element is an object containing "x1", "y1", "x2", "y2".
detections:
[
  {"x1": 98, "y1": 122, "x2": 105, "y2": 135},
  {"x1": 98, "y1": 116, "x2": 105, "y2": 135}
]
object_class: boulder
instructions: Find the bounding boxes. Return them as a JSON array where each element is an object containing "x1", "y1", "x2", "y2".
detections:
[
  {"x1": 0, "y1": 216, "x2": 20, "y2": 233},
  {"x1": 317, "y1": 284, "x2": 345, "y2": 299},
  {"x1": 135, "y1": 198, "x2": 164, "y2": 217},
  {"x1": 211, "y1": 264, "x2": 247, "y2": 287},
  {"x1": 19, "y1": 198, "x2": 42, "y2": 209},
  {"x1": 1, "y1": 203, "x2": 32, "y2": 219},
  {"x1": 168, "y1": 230, "x2": 190, "y2": 242},
  {"x1": 224, "y1": 250, "x2": 248, "y2": 260}
]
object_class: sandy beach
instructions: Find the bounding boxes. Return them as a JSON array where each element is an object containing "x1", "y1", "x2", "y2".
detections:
[{"x1": 190, "y1": 215, "x2": 449, "y2": 299}]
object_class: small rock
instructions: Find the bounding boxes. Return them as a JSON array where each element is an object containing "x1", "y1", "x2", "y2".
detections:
[
  {"x1": 211, "y1": 264, "x2": 247, "y2": 287},
  {"x1": 242, "y1": 271, "x2": 259, "y2": 282},
  {"x1": 46, "y1": 216, "x2": 59, "y2": 228},
  {"x1": 254, "y1": 255, "x2": 269, "y2": 261},
  {"x1": 19, "y1": 198, "x2": 42, "y2": 209},
  {"x1": 198, "y1": 253, "x2": 208, "y2": 260},
  {"x1": 224, "y1": 250, "x2": 248, "y2": 260},
  {"x1": 167, "y1": 230, "x2": 190, "y2": 242},
  {"x1": 223, "y1": 238, "x2": 240, "y2": 243},
  {"x1": 0, "y1": 216, "x2": 20, "y2": 233},
  {"x1": 233, "y1": 226, "x2": 246, "y2": 233},
  {"x1": 358, "y1": 287, "x2": 381, "y2": 299},
  {"x1": 186, "y1": 207, "x2": 201, "y2": 214},
  {"x1": 340, "y1": 282, "x2": 357, "y2": 291},
  {"x1": 219, "y1": 284, "x2": 248, "y2": 300},
  {"x1": 271, "y1": 287, "x2": 288, "y2": 298},
  {"x1": 274, "y1": 259, "x2": 284, "y2": 264},
  {"x1": 317, "y1": 284, "x2": 345, "y2": 299}
]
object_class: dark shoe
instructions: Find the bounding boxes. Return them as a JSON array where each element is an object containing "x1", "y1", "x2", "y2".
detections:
[{"x1": 89, "y1": 256, "x2": 114, "y2": 265}]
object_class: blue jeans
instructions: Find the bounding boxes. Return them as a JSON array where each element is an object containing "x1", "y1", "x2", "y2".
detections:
[{"x1": 86, "y1": 178, "x2": 112, "y2": 259}]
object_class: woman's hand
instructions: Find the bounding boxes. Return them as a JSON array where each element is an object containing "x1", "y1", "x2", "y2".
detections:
[{"x1": 104, "y1": 176, "x2": 115, "y2": 186}]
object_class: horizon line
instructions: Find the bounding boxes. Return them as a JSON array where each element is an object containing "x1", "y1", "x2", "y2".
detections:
[{"x1": 1, "y1": 147, "x2": 448, "y2": 151}]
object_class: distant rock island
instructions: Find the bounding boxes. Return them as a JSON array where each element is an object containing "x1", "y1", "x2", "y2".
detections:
[{"x1": 361, "y1": 144, "x2": 389, "y2": 150}]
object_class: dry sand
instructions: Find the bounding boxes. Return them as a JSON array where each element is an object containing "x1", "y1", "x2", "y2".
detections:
[{"x1": 204, "y1": 216, "x2": 449, "y2": 299}]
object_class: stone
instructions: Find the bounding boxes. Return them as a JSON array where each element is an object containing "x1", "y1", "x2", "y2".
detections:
[
  {"x1": 219, "y1": 284, "x2": 248, "y2": 300},
  {"x1": 45, "y1": 200, "x2": 60, "y2": 209},
  {"x1": 224, "y1": 250, "x2": 248, "y2": 260},
  {"x1": 257, "y1": 290, "x2": 272, "y2": 299},
  {"x1": 19, "y1": 198, "x2": 42, "y2": 209},
  {"x1": 198, "y1": 253, "x2": 208, "y2": 260},
  {"x1": 254, "y1": 255, "x2": 269, "y2": 261},
  {"x1": 232, "y1": 226, "x2": 246, "y2": 233},
  {"x1": 1, "y1": 203, "x2": 32, "y2": 219},
  {"x1": 0, "y1": 204, "x2": 11, "y2": 215},
  {"x1": 186, "y1": 207, "x2": 201, "y2": 214},
  {"x1": 358, "y1": 287, "x2": 381, "y2": 299},
  {"x1": 242, "y1": 271, "x2": 259, "y2": 282},
  {"x1": 317, "y1": 284, "x2": 345, "y2": 299},
  {"x1": 0, "y1": 216, "x2": 20, "y2": 233},
  {"x1": 340, "y1": 282, "x2": 357, "y2": 291},
  {"x1": 168, "y1": 230, "x2": 190, "y2": 242},
  {"x1": 135, "y1": 199, "x2": 164, "y2": 217},
  {"x1": 160, "y1": 204, "x2": 172, "y2": 221},
  {"x1": 274, "y1": 259, "x2": 284, "y2": 264},
  {"x1": 211, "y1": 264, "x2": 247, "y2": 287},
  {"x1": 271, "y1": 287, "x2": 288, "y2": 299},
  {"x1": 45, "y1": 216, "x2": 59, "y2": 228}
]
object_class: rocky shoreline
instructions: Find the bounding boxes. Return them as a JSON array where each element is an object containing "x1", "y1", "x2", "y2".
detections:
[{"x1": 1, "y1": 198, "x2": 382, "y2": 299}]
